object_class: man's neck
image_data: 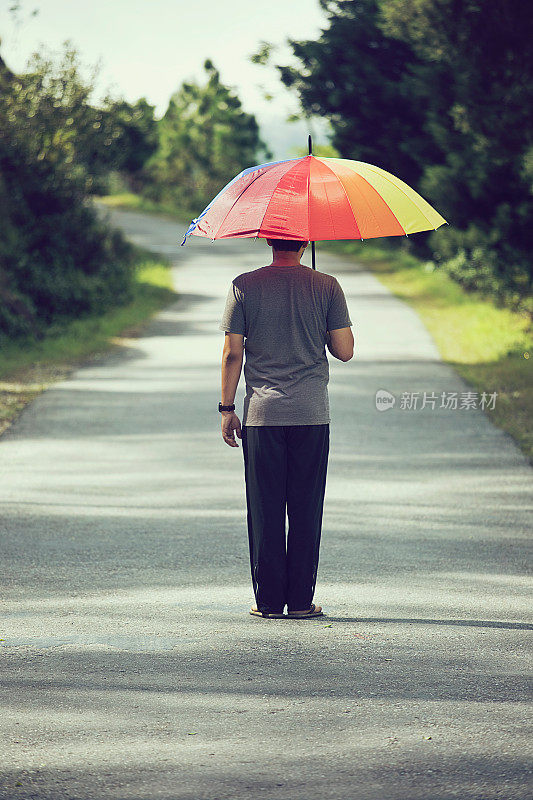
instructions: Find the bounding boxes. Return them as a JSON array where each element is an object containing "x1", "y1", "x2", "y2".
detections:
[{"x1": 268, "y1": 254, "x2": 302, "y2": 267}]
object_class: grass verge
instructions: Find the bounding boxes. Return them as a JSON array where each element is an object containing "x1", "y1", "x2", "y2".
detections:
[
  {"x1": 0, "y1": 247, "x2": 178, "y2": 437},
  {"x1": 323, "y1": 240, "x2": 532, "y2": 464}
]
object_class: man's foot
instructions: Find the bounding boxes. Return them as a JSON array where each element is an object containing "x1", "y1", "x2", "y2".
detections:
[
  {"x1": 287, "y1": 603, "x2": 323, "y2": 618},
  {"x1": 249, "y1": 606, "x2": 286, "y2": 619}
]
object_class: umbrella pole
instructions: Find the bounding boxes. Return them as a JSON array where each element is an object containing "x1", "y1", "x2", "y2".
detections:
[{"x1": 308, "y1": 134, "x2": 316, "y2": 270}]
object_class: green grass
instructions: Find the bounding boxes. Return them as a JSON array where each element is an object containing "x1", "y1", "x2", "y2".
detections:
[
  {"x1": 323, "y1": 239, "x2": 532, "y2": 463},
  {"x1": 0, "y1": 248, "x2": 178, "y2": 435}
]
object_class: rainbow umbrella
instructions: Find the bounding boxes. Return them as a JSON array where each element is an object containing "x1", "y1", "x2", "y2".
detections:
[{"x1": 181, "y1": 137, "x2": 447, "y2": 269}]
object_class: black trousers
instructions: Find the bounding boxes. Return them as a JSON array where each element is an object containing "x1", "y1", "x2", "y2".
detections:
[{"x1": 241, "y1": 424, "x2": 330, "y2": 614}]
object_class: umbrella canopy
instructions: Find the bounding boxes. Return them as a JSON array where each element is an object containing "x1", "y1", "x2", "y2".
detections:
[{"x1": 181, "y1": 154, "x2": 447, "y2": 245}]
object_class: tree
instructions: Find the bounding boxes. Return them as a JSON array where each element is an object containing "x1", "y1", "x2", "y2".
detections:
[
  {"x1": 0, "y1": 41, "x2": 158, "y2": 195},
  {"x1": 269, "y1": 0, "x2": 441, "y2": 187},
  {"x1": 141, "y1": 60, "x2": 270, "y2": 214},
  {"x1": 255, "y1": 0, "x2": 532, "y2": 304},
  {"x1": 0, "y1": 42, "x2": 136, "y2": 337},
  {"x1": 380, "y1": 0, "x2": 533, "y2": 302}
]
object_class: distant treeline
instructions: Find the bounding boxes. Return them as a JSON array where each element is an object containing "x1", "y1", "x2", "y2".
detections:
[{"x1": 254, "y1": 0, "x2": 532, "y2": 309}]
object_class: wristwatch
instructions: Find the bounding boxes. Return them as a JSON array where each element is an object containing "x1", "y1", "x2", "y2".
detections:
[{"x1": 218, "y1": 402, "x2": 235, "y2": 412}]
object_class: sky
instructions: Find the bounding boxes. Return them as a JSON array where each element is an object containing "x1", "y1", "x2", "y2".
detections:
[{"x1": 0, "y1": 0, "x2": 332, "y2": 158}]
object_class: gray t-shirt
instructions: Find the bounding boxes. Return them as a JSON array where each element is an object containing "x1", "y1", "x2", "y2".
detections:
[{"x1": 219, "y1": 264, "x2": 352, "y2": 426}]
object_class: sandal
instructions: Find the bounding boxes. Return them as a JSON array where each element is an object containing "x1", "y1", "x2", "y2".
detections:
[
  {"x1": 249, "y1": 606, "x2": 286, "y2": 619},
  {"x1": 287, "y1": 603, "x2": 323, "y2": 619}
]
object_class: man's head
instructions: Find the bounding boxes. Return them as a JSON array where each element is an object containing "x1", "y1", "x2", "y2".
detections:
[{"x1": 266, "y1": 238, "x2": 308, "y2": 254}]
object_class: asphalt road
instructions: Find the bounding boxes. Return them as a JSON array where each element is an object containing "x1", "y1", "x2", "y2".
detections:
[{"x1": 1, "y1": 206, "x2": 532, "y2": 800}]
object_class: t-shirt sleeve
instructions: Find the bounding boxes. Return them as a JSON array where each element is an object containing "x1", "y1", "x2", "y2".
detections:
[
  {"x1": 219, "y1": 280, "x2": 246, "y2": 335},
  {"x1": 327, "y1": 278, "x2": 352, "y2": 330}
]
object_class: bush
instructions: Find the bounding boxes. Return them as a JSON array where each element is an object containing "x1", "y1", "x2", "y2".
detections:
[
  {"x1": 429, "y1": 224, "x2": 532, "y2": 311},
  {"x1": 0, "y1": 48, "x2": 139, "y2": 339}
]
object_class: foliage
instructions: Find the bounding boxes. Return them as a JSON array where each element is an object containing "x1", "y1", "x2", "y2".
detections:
[
  {"x1": 139, "y1": 60, "x2": 271, "y2": 216},
  {"x1": 260, "y1": 0, "x2": 533, "y2": 307},
  {"x1": 0, "y1": 37, "x2": 265, "y2": 339},
  {"x1": 381, "y1": 0, "x2": 533, "y2": 305},
  {"x1": 1, "y1": 42, "x2": 158, "y2": 194},
  {"x1": 272, "y1": 0, "x2": 441, "y2": 187},
  {"x1": 0, "y1": 43, "x2": 151, "y2": 338}
]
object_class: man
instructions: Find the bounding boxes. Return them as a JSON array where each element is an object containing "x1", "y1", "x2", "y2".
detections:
[{"x1": 219, "y1": 238, "x2": 354, "y2": 619}]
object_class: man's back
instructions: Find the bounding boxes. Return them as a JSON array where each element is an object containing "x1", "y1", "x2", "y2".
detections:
[{"x1": 220, "y1": 264, "x2": 352, "y2": 426}]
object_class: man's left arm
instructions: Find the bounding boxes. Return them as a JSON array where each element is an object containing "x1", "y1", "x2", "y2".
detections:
[{"x1": 221, "y1": 332, "x2": 244, "y2": 447}]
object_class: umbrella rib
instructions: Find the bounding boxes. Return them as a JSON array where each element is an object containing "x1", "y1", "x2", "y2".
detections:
[{"x1": 213, "y1": 159, "x2": 303, "y2": 239}]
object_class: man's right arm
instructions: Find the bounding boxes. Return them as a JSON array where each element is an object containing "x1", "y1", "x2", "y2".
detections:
[{"x1": 326, "y1": 327, "x2": 354, "y2": 361}]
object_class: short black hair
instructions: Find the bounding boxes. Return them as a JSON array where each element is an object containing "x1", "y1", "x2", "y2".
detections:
[{"x1": 269, "y1": 239, "x2": 307, "y2": 252}]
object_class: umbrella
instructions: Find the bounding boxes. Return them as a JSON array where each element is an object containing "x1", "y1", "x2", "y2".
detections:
[{"x1": 181, "y1": 136, "x2": 447, "y2": 269}]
